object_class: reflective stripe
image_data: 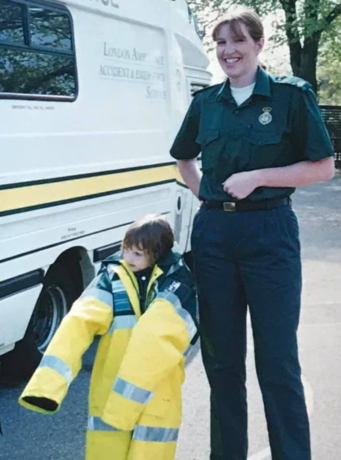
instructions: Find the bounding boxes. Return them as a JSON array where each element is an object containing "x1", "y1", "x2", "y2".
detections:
[
  {"x1": 107, "y1": 315, "x2": 137, "y2": 334},
  {"x1": 183, "y1": 344, "x2": 192, "y2": 358},
  {"x1": 166, "y1": 260, "x2": 183, "y2": 277},
  {"x1": 112, "y1": 280, "x2": 133, "y2": 313},
  {"x1": 80, "y1": 287, "x2": 113, "y2": 309},
  {"x1": 133, "y1": 426, "x2": 179, "y2": 443},
  {"x1": 156, "y1": 291, "x2": 197, "y2": 341},
  {"x1": 87, "y1": 416, "x2": 121, "y2": 432},
  {"x1": 113, "y1": 377, "x2": 154, "y2": 404},
  {"x1": 39, "y1": 355, "x2": 72, "y2": 385},
  {"x1": 158, "y1": 290, "x2": 181, "y2": 309},
  {"x1": 112, "y1": 279, "x2": 126, "y2": 293}
]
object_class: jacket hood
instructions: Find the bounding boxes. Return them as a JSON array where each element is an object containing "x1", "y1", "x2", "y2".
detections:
[
  {"x1": 101, "y1": 251, "x2": 122, "y2": 267},
  {"x1": 156, "y1": 250, "x2": 182, "y2": 269}
]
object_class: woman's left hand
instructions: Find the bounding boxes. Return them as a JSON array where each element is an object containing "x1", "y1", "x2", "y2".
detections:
[{"x1": 222, "y1": 171, "x2": 260, "y2": 200}]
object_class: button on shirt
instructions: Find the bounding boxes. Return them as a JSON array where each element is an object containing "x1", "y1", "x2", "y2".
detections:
[{"x1": 170, "y1": 67, "x2": 334, "y2": 202}]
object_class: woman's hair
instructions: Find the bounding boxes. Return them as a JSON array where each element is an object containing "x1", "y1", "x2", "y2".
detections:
[
  {"x1": 212, "y1": 6, "x2": 264, "y2": 43},
  {"x1": 122, "y1": 214, "x2": 174, "y2": 266}
]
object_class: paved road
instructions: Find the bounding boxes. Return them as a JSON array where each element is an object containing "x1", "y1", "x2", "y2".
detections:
[{"x1": 1, "y1": 171, "x2": 341, "y2": 460}]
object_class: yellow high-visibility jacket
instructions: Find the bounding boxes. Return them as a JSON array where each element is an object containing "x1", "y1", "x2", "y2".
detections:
[{"x1": 19, "y1": 251, "x2": 198, "y2": 460}]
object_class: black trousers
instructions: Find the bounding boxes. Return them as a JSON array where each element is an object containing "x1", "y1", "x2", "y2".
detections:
[{"x1": 191, "y1": 204, "x2": 311, "y2": 460}]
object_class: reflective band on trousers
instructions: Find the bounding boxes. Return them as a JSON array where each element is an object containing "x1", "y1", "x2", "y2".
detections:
[
  {"x1": 39, "y1": 355, "x2": 73, "y2": 385},
  {"x1": 87, "y1": 416, "x2": 121, "y2": 432},
  {"x1": 80, "y1": 287, "x2": 113, "y2": 309},
  {"x1": 156, "y1": 291, "x2": 197, "y2": 341},
  {"x1": 107, "y1": 315, "x2": 137, "y2": 335},
  {"x1": 133, "y1": 425, "x2": 179, "y2": 443},
  {"x1": 113, "y1": 376, "x2": 154, "y2": 404}
]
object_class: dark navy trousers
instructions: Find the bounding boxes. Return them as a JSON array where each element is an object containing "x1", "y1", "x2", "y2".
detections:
[{"x1": 191, "y1": 204, "x2": 311, "y2": 460}]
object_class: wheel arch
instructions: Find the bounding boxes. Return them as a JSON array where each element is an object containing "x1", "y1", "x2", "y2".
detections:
[{"x1": 46, "y1": 246, "x2": 95, "y2": 303}]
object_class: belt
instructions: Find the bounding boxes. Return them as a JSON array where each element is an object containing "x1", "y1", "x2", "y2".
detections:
[{"x1": 202, "y1": 197, "x2": 291, "y2": 212}]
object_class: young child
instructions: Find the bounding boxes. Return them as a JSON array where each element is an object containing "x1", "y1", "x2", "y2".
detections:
[{"x1": 19, "y1": 214, "x2": 198, "y2": 460}]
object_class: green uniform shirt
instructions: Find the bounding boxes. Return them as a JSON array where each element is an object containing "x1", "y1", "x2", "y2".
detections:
[{"x1": 170, "y1": 67, "x2": 334, "y2": 202}]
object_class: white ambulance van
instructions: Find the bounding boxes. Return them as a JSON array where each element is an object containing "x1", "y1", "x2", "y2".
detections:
[{"x1": 0, "y1": 0, "x2": 211, "y2": 375}]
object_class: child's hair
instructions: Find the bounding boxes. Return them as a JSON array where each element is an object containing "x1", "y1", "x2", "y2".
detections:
[{"x1": 122, "y1": 214, "x2": 174, "y2": 266}]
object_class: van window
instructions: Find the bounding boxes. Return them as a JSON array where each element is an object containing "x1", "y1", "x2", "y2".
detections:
[
  {"x1": 29, "y1": 7, "x2": 72, "y2": 51},
  {"x1": 0, "y1": 0, "x2": 77, "y2": 99},
  {"x1": 0, "y1": 0, "x2": 25, "y2": 44}
]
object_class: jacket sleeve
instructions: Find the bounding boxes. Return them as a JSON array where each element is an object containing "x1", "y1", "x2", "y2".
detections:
[
  {"x1": 18, "y1": 269, "x2": 114, "y2": 414},
  {"x1": 101, "y1": 267, "x2": 198, "y2": 431}
]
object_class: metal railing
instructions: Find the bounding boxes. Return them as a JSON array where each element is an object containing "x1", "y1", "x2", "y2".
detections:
[{"x1": 320, "y1": 105, "x2": 341, "y2": 168}]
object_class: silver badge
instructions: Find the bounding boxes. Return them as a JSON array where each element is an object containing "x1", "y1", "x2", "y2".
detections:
[{"x1": 259, "y1": 107, "x2": 273, "y2": 125}]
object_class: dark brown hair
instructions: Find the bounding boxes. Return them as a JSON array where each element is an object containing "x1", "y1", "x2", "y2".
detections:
[
  {"x1": 122, "y1": 214, "x2": 174, "y2": 266},
  {"x1": 212, "y1": 6, "x2": 264, "y2": 43}
]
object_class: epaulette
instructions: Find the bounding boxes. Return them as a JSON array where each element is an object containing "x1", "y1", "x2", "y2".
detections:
[
  {"x1": 272, "y1": 75, "x2": 312, "y2": 91},
  {"x1": 192, "y1": 83, "x2": 223, "y2": 97}
]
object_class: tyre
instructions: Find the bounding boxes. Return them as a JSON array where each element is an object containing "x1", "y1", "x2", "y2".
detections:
[{"x1": 0, "y1": 263, "x2": 80, "y2": 379}]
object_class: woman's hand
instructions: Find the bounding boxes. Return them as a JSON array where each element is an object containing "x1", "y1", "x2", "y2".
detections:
[
  {"x1": 223, "y1": 158, "x2": 335, "y2": 200},
  {"x1": 222, "y1": 171, "x2": 260, "y2": 200}
]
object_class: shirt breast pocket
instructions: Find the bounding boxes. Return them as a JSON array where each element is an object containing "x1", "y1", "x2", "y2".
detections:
[
  {"x1": 244, "y1": 131, "x2": 284, "y2": 168},
  {"x1": 196, "y1": 129, "x2": 220, "y2": 173}
]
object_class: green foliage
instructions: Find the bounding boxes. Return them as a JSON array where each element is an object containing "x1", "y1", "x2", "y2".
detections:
[
  {"x1": 317, "y1": 18, "x2": 341, "y2": 104},
  {"x1": 189, "y1": 0, "x2": 340, "y2": 42},
  {"x1": 188, "y1": 0, "x2": 341, "y2": 96}
]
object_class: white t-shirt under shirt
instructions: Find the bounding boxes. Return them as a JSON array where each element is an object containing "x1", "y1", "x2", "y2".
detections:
[{"x1": 230, "y1": 83, "x2": 256, "y2": 106}]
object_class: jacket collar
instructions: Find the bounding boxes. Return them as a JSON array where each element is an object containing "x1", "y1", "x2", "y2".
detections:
[
  {"x1": 217, "y1": 66, "x2": 271, "y2": 102},
  {"x1": 253, "y1": 66, "x2": 271, "y2": 98}
]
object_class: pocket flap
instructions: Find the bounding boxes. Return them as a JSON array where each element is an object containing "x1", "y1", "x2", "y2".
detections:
[{"x1": 246, "y1": 131, "x2": 282, "y2": 146}]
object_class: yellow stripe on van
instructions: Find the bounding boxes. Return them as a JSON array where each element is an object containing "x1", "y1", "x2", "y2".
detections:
[
  {"x1": 0, "y1": 165, "x2": 177, "y2": 214},
  {"x1": 175, "y1": 168, "x2": 185, "y2": 186}
]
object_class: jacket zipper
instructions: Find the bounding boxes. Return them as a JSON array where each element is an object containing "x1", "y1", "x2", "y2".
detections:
[{"x1": 120, "y1": 262, "x2": 163, "y2": 313}]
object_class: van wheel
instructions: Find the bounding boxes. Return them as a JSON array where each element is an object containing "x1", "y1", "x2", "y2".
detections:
[{"x1": 1, "y1": 263, "x2": 79, "y2": 379}]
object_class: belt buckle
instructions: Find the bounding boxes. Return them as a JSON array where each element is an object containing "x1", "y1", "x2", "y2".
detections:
[{"x1": 223, "y1": 202, "x2": 236, "y2": 212}]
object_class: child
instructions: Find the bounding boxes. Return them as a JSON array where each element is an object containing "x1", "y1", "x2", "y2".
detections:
[{"x1": 19, "y1": 214, "x2": 198, "y2": 460}]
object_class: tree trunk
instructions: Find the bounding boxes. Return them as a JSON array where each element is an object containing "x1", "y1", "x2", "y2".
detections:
[
  {"x1": 297, "y1": 38, "x2": 320, "y2": 94},
  {"x1": 280, "y1": 0, "x2": 320, "y2": 93}
]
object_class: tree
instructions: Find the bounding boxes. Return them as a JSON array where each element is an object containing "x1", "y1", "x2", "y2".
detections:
[
  {"x1": 188, "y1": 0, "x2": 341, "y2": 93},
  {"x1": 317, "y1": 17, "x2": 341, "y2": 104}
]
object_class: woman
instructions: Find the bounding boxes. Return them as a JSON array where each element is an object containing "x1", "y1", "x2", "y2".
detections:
[{"x1": 170, "y1": 7, "x2": 334, "y2": 460}]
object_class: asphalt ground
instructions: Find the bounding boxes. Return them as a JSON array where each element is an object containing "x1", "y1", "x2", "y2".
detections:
[{"x1": 1, "y1": 170, "x2": 341, "y2": 460}]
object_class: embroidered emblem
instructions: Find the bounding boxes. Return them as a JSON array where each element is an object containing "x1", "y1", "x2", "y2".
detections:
[
  {"x1": 167, "y1": 281, "x2": 181, "y2": 293},
  {"x1": 259, "y1": 107, "x2": 273, "y2": 125}
]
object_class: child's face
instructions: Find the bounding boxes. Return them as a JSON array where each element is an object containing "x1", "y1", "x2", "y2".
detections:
[{"x1": 123, "y1": 246, "x2": 151, "y2": 272}]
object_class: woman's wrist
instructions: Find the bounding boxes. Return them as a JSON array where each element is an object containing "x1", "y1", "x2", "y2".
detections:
[{"x1": 251, "y1": 169, "x2": 265, "y2": 188}]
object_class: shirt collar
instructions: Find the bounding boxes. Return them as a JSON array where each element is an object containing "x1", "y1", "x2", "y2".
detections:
[
  {"x1": 216, "y1": 66, "x2": 271, "y2": 102},
  {"x1": 253, "y1": 66, "x2": 271, "y2": 98}
]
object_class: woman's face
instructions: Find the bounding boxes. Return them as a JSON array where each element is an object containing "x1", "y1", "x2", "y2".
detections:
[{"x1": 216, "y1": 21, "x2": 264, "y2": 87}]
